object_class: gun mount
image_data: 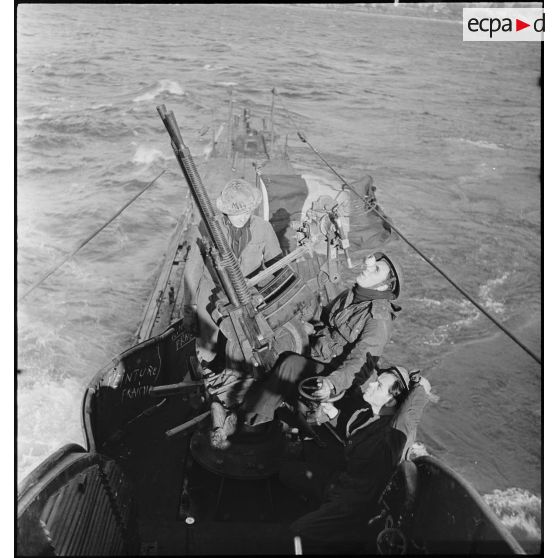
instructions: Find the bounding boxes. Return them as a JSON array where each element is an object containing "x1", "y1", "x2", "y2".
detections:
[
  {"x1": 156, "y1": 103, "x2": 354, "y2": 479},
  {"x1": 158, "y1": 106, "x2": 313, "y2": 379},
  {"x1": 158, "y1": 105, "x2": 352, "y2": 406}
]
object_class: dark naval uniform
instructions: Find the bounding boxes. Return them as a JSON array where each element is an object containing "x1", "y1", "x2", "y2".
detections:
[
  {"x1": 242, "y1": 285, "x2": 400, "y2": 425},
  {"x1": 312, "y1": 286, "x2": 400, "y2": 393},
  {"x1": 284, "y1": 380, "x2": 429, "y2": 554}
]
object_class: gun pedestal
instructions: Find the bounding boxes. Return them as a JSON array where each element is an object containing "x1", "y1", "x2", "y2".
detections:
[
  {"x1": 158, "y1": 103, "x2": 351, "y2": 481},
  {"x1": 211, "y1": 281, "x2": 311, "y2": 381}
]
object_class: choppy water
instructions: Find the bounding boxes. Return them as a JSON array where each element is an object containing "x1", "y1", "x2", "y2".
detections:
[{"x1": 17, "y1": 3, "x2": 541, "y2": 548}]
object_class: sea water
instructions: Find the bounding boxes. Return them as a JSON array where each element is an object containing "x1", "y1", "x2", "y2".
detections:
[{"x1": 17, "y1": 3, "x2": 541, "y2": 549}]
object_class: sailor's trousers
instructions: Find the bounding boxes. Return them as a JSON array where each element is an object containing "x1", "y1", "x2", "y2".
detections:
[{"x1": 242, "y1": 353, "x2": 324, "y2": 425}]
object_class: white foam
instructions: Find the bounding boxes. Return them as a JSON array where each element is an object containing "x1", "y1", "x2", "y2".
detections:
[
  {"x1": 133, "y1": 79, "x2": 185, "y2": 102},
  {"x1": 17, "y1": 374, "x2": 84, "y2": 484},
  {"x1": 132, "y1": 145, "x2": 170, "y2": 165},
  {"x1": 451, "y1": 137, "x2": 504, "y2": 150},
  {"x1": 17, "y1": 112, "x2": 52, "y2": 124},
  {"x1": 483, "y1": 487, "x2": 541, "y2": 542},
  {"x1": 411, "y1": 297, "x2": 443, "y2": 308},
  {"x1": 31, "y1": 62, "x2": 52, "y2": 71},
  {"x1": 91, "y1": 102, "x2": 113, "y2": 110},
  {"x1": 418, "y1": 297, "x2": 482, "y2": 345},
  {"x1": 409, "y1": 442, "x2": 429, "y2": 457},
  {"x1": 478, "y1": 272, "x2": 510, "y2": 316}
]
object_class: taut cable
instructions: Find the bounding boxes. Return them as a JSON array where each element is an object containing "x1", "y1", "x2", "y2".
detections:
[
  {"x1": 19, "y1": 170, "x2": 166, "y2": 302},
  {"x1": 276, "y1": 93, "x2": 541, "y2": 365}
]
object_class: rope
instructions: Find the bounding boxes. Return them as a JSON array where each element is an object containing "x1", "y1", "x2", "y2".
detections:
[
  {"x1": 276, "y1": 93, "x2": 541, "y2": 365},
  {"x1": 18, "y1": 170, "x2": 166, "y2": 302}
]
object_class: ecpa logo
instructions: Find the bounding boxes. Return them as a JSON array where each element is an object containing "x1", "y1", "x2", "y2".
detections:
[{"x1": 463, "y1": 8, "x2": 544, "y2": 41}]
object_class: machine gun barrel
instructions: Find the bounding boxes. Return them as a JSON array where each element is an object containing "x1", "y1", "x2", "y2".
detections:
[
  {"x1": 157, "y1": 104, "x2": 251, "y2": 307},
  {"x1": 158, "y1": 105, "x2": 280, "y2": 372}
]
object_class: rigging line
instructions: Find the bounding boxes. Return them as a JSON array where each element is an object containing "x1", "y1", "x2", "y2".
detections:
[
  {"x1": 277, "y1": 93, "x2": 541, "y2": 365},
  {"x1": 18, "y1": 170, "x2": 166, "y2": 303}
]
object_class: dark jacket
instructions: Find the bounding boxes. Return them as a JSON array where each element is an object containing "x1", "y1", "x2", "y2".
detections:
[
  {"x1": 288, "y1": 379, "x2": 429, "y2": 550},
  {"x1": 311, "y1": 288, "x2": 400, "y2": 394},
  {"x1": 333, "y1": 382, "x2": 428, "y2": 504}
]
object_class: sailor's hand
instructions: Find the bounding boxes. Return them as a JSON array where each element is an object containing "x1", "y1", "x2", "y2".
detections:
[
  {"x1": 302, "y1": 321, "x2": 315, "y2": 335},
  {"x1": 364, "y1": 254, "x2": 377, "y2": 269},
  {"x1": 418, "y1": 377, "x2": 431, "y2": 394},
  {"x1": 313, "y1": 377, "x2": 334, "y2": 400},
  {"x1": 320, "y1": 402, "x2": 339, "y2": 420}
]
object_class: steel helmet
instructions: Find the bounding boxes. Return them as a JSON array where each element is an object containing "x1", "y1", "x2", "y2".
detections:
[
  {"x1": 215, "y1": 178, "x2": 262, "y2": 216},
  {"x1": 373, "y1": 251, "x2": 402, "y2": 299},
  {"x1": 387, "y1": 365, "x2": 410, "y2": 392},
  {"x1": 382, "y1": 365, "x2": 421, "y2": 393}
]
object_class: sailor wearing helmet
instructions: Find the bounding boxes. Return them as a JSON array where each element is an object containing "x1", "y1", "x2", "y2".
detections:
[
  {"x1": 215, "y1": 178, "x2": 282, "y2": 277},
  {"x1": 309, "y1": 252, "x2": 403, "y2": 398}
]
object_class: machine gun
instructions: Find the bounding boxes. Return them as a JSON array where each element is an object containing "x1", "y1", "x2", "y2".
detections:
[
  {"x1": 158, "y1": 105, "x2": 282, "y2": 375},
  {"x1": 158, "y1": 105, "x2": 355, "y2": 385}
]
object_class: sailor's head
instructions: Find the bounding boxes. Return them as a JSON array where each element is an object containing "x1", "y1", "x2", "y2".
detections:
[
  {"x1": 362, "y1": 365, "x2": 410, "y2": 413},
  {"x1": 355, "y1": 252, "x2": 401, "y2": 296},
  {"x1": 216, "y1": 178, "x2": 262, "y2": 228}
]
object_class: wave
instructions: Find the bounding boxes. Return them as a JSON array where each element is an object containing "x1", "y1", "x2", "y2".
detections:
[
  {"x1": 133, "y1": 79, "x2": 185, "y2": 102},
  {"x1": 408, "y1": 442, "x2": 429, "y2": 458},
  {"x1": 206, "y1": 43, "x2": 231, "y2": 54},
  {"x1": 90, "y1": 102, "x2": 114, "y2": 110},
  {"x1": 278, "y1": 89, "x2": 332, "y2": 102},
  {"x1": 450, "y1": 137, "x2": 504, "y2": 151},
  {"x1": 202, "y1": 63, "x2": 229, "y2": 71},
  {"x1": 483, "y1": 488, "x2": 541, "y2": 548},
  {"x1": 27, "y1": 116, "x2": 131, "y2": 141},
  {"x1": 72, "y1": 57, "x2": 101, "y2": 66},
  {"x1": 17, "y1": 372, "x2": 85, "y2": 484},
  {"x1": 132, "y1": 145, "x2": 171, "y2": 165},
  {"x1": 406, "y1": 447, "x2": 541, "y2": 549},
  {"x1": 17, "y1": 112, "x2": 54, "y2": 125},
  {"x1": 386, "y1": 65, "x2": 406, "y2": 75},
  {"x1": 413, "y1": 269, "x2": 512, "y2": 346},
  {"x1": 25, "y1": 133, "x2": 84, "y2": 150},
  {"x1": 22, "y1": 164, "x2": 76, "y2": 176},
  {"x1": 411, "y1": 297, "x2": 480, "y2": 347},
  {"x1": 478, "y1": 272, "x2": 510, "y2": 316},
  {"x1": 31, "y1": 62, "x2": 52, "y2": 71}
]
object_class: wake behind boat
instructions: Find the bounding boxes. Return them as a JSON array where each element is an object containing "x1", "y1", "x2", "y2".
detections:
[{"x1": 17, "y1": 92, "x2": 525, "y2": 555}]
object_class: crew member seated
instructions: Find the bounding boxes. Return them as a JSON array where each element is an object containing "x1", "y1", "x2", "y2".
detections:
[
  {"x1": 282, "y1": 366, "x2": 432, "y2": 555},
  {"x1": 235, "y1": 251, "x2": 402, "y2": 430}
]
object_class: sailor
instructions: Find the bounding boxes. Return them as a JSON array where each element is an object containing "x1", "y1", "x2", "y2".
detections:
[
  {"x1": 239, "y1": 251, "x2": 402, "y2": 427},
  {"x1": 215, "y1": 178, "x2": 283, "y2": 277},
  {"x1": 283, "y1": 366, "x2": 432, "y2": 554}
]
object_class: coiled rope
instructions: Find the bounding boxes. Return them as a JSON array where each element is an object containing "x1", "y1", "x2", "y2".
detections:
[
  {"x1": 276, "y1": 92, "x2": 541, "y2": 365},
  {"x1": 18, "y1": 170, "x2": 166, "y2": 302}
]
